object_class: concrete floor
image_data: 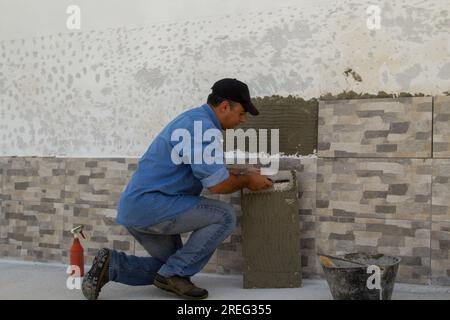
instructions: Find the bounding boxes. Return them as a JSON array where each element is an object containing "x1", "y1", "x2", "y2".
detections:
[{"x1": 1, "y1": 259, "x2": 450, "y2": 300}]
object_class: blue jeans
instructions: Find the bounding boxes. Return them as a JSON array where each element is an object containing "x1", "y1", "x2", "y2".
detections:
[{"x1": 109, "y1": 197, "x2": 236, "y2": 285}]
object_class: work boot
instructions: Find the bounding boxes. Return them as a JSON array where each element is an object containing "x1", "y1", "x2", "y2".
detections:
[
  {"x1": 153, "y1": 274, "x2": 208, "y2": 300},
  {"x1": 82, "y1": 248, "x2": 110, "y2": 300}
]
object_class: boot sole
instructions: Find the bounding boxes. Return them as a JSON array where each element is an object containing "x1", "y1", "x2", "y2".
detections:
[
  {"x1": 153, "y1": 278, "x2": 208, "y2": 300},
  {"x1": 82, "y1": 250, "x2": 110, "y2": 300}
]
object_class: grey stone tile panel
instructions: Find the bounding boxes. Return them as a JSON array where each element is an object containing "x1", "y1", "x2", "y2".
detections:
[
  {"x1": 433, "y1": 96, "x2": 450, "y2": 158},
  {"x1": 316, "y1": 158, "x2": 431, "y2": 221},
  {"x1": 432, "y1": 159, "x2": 450, "y2": 222},
  {"x1": 64, "y1": 158, "x2": 137, "y2": 206},
  {"x1": 0, "y1": 157, "x2": 6, "y2": 202},
  {"x1": 431, "y1": 222, "x2": 450, "y2": 285},
  {"x1": 318, "y1": 97, "x2": 432, "y2": 158},
  {"x1": 3, "y1": 157, "x2": 66, "y2": 203},
  {"x1": 0, "y1": 200, "x2": 64, "y2": 263}
]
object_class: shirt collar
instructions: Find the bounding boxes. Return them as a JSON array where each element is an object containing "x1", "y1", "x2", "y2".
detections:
[{"x1": 201, "y1": 104, "x2": 222, "y2": 130}]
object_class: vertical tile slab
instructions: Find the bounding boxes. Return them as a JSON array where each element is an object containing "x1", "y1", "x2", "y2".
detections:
[
  {"x1": 433, "y1": 96, "x2": 450, "y2": 158},
  {"x1": 316, "y1": 158, "x2": 431, "y2": 221},
  {"x1": 216, "y1": 194, "x2": 244, "y2": 274},
  {"x1": 294, "y1": 157, "x2": 317, "y2": 216},
  {"x1": 299, "y1": 214, "x2": 318, "y2": 277},
  {"x1": 241, "y1": 172, "x2": 301, "y2": 288},
  {"x1": 316, "y1": 217, "x2": 430, "y2": 284},
  {"x1": 431, "y1": 222, "x2": 450, "y2": 285},
  {"x1": 0, "y1": 158, "x2": 6, "y2": 248},
  {"x1": 432, "y1": 159, "x2": 450, "y2": 222},
  {"x1": 318, "y1": 97, "x2": 432, "y2": 158},
  {"x1": 0, "y1": 157, "x2": 7, "y2": 201},
  {"x1": 294, "y1": 158, "x2": 318, "y2": 277}
]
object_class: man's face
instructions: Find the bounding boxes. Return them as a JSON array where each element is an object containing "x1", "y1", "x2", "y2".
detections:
[{"x1": 217, "y1": 101, "x2": 247, "y2": 129}]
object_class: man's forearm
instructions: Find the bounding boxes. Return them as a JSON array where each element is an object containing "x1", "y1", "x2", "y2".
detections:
[{"x1": 209, "y1": 173, "x2": 249, "y2": 194}]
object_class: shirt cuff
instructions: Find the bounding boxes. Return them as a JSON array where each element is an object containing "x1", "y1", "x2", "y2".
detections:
[{"x1": 200, "y1": 167, "x2": 230, "y2": 188}]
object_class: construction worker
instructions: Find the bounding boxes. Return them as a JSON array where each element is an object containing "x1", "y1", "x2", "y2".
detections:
[{"x1": 82, "y1": 78, "x2": 273, "y2": 300}]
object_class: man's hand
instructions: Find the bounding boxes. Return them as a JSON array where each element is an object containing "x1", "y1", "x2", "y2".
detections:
[
  {"x1": 247, "y1": 174, "x2": 273, "y2": 191},
  {"x1": 208, "y1": 170, "x2": 273, "y2": 194}
]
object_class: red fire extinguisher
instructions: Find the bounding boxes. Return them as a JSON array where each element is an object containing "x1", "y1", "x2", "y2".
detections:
[{"x1": 70, "y1": 225, "x2": 86, "y2": 277}]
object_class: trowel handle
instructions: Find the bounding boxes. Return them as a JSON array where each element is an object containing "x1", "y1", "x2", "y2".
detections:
[{"x1": 268, "y1": 178, "x2": 290, "y2": 184}]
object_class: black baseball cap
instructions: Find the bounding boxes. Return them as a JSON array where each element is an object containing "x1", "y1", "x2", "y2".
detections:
[{"x1": 211, "y1": 78, "x2": 259, "y2": 115}]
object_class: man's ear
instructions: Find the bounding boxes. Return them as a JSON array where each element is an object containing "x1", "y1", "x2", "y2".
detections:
[{"x1": 217, "y1": 100, "x2": 229, "y2": 113}]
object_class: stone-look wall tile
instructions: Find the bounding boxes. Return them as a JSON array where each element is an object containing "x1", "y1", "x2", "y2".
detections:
[
  {"x1": 0, "y1": 158, "x2": 6, "y2": 246},
  {"x1": 316, "y1": 158, "x2": 431, "y2": 221},
  {"x1": 63, "y1": 203, "x2": 134, "y2": 264},
  {"x1": 318, "y1": 97, "x2": 432, "y2": 158},
  {"x1": 216, "y1": 231, "x2": 244, "y2": 274},
  {"x1": 201, "y1": 251, "x2": 218, "y2": 273},
  {"x1": 62, "y1": 158, "x2": 137, "y2": 264},
  {"x1": 431, "y1": 222, "x2": 450, "y2": 285},
  {"x1": 64, "y1": 158, "x2": 138, "y2": 206},
  {"x1": 294, "y1": 158, "x2": 318, "y2": 278},
  {"x1": 134, "y1": 238, "x2": 149, "y2": 257},
  {"x1": 217, "y1": 194, "x2": 244, "y2": 275},
  {"x1": 432, "y1": 160, "x2": 450, "y2": 222},
  {"x1": 2, "y1": 154, "x2": 443, "y2": 285},
  {"x1": 0, "y1": 157, "x2": 7, "y2": 201},
  {"x1": 316, "y1": 217, "x2": 430, "y2": 284},
  {"x1": 295, "y1": 157, "x2": 317, "y2": 216},
  {"x1": 3, "y1": 157, "x2": 66, "y2": 203},
  {"x1": 216, "y1": 245, "x2": 244, "y2": 274},
  {"x1": 299, "y1": 214, "x2": 318, "y2": 277},
  {"x1": 0, "y1": 200, "x2": 64, "y2": 262},
  {"x1": 433, "y1": 96, "x2": 450, "y2": 158}
]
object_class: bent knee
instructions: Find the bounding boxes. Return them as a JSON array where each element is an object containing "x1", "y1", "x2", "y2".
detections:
[{"x1": 204, "y1": 198, "x2": 236, "y2": 228}]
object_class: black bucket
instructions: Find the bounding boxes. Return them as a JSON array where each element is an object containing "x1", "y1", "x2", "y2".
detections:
[{"x1": 319, "y1": 253, "x2": 401, "y2": 300}]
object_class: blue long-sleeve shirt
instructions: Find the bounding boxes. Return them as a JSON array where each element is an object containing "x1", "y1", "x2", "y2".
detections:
[{"x1": 116, "y1": 104, "x2": 229, "y2": 228}]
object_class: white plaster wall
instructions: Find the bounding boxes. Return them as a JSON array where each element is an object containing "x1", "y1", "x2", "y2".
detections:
[{"x1": 0, "y1": 0, "x2": 449, "y2": 156}]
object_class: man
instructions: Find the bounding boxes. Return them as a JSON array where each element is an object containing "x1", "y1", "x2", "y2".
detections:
[{"x1": 81, "y1": 78, "x2": 273, "y2": 300}]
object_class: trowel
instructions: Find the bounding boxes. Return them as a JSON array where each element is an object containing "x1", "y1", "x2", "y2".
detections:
[{"x1": 267, "y1": 178, "x2": 290, "y2": 184}]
